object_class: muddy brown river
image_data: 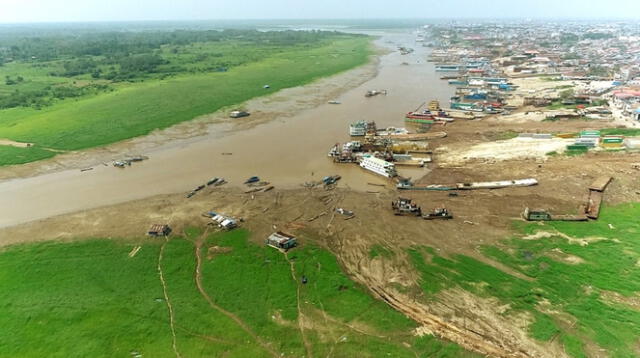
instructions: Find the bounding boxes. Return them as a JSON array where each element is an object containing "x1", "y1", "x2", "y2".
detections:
[{"x1": 0, "y1": 30, "x2": 453, "y2": 230}]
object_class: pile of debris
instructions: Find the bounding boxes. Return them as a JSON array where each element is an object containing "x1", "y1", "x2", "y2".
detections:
[
  {"x1": 336, "y1": 207, "x2": 355, "y2": 220},
  {"x1": 186, "y1": 176, "x2": 227, "y2": 198},
  {"x1": 398, "y1": 46, "x2": 414, "y2": 55},
  {"x1": 113, "y1": 155, "x2": 149, "y2": 168},
  {"x1": 244, "y1": 176, "x2": 274, "y2": 193},
  {"x1": 204, "y1": 211, "x2": 238, "y2": 230},
  {"x1": 303, "y1": 175, "x2": 341, "y2": 189},
  {"x1": 147, "y1": 224, "x2": 171, "y2": 237},
  {"x1": 365, "y1": 89, "x2": 387, "y2": 98},
  {"x1": 229, "y1": 110, "x2": 250, "y2": 118}
]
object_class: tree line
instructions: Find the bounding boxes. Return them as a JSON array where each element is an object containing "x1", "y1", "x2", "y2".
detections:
[{"x1": 0, "y1": 29, "x2": 354, "y2": 64}]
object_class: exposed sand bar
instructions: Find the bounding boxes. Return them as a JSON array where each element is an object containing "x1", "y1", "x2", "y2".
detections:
[{"x1": 0, "y1": 31, "x2": 453, "y2": 230}]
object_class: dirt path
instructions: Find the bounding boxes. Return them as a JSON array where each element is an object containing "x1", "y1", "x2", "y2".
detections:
[
  {"x1": 193, "y1": 235, "x2": 279, "y2": 358},
  {"x1": 284, "y1": 251, "x2": 314, "y2": 358},
  {"x1": 174, "y1": 324, "x2": 237, "y2": 345},
  {"x1": 367, "y1": 284, "x2": 532, "y2": 358},
  {"x1": 157, "y1": 238, "x2": 182, "y2": 358}
]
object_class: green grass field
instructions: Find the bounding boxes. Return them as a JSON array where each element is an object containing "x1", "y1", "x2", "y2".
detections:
[
  {"x1": 408, "y1": 203, "x2": 640, "y2": 357},
  {"x1": 0, "y1": 229, "x2": 475, "y2": 357},
  {"x1": 0, "y1": 145, "x2": 56, "y2": 165},
  {"x1": 0, "y1": 35, "x2": 370, "y2": 165},
  {"x1": 600, "y1": 128, "x2": 640, "y2": 136}
]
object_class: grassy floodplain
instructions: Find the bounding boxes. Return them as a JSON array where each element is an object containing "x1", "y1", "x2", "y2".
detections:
[
  {"x1": 0, "y1": 229, "x2": 476, "y2": 357},
  {"x1": 407, "y1": 204, "x2": 640, "y2": 358},
  {"x1": 0, "y1": 29, "x2": 371, "y2": 165}
]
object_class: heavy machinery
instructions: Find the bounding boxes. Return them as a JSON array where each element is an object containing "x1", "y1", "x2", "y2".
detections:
[
  {"x1": 422, "y1": 207, "x2": 453, "y2": 220},
  {"x1": 392, "y1": 197, "x2": 422, "y2": 216}
]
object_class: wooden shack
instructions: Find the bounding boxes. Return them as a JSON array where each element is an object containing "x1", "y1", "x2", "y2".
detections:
[
  {"x1": 148, "y1": 224, "x2": 171, "y2": 237},
  {"x1": 266, "y1": 232, "x2": 297, "y2": 251}
]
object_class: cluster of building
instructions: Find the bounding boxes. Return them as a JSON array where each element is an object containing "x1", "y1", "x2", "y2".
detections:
[
  {"x1": 611, "y1": 88, "x2": 640, "y2": 122},
  {"x1": 423, "y1": 21, "x2": 640, "y2": 80},
  {"x1": 418, "y1": 21, "x2": 640, "y2": 123}
]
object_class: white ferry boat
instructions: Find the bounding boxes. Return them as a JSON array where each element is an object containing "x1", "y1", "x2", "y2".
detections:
[
  {"x1": 349, "y1": 120, "x2": 377, "y2": 136},
  {"x1": 359, "y1": 157, "x2": 397, "y2": 178},
  {"x1": 349, "y1": 120, "x2": 367, "y2": 136}
]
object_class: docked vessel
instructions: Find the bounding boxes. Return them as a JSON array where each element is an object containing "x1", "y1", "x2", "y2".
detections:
[
  {"x1": 405, "y1": 111, "x2": 435, "y2": 124},
  {"x1": 349, "y1": 121, "x2": 367, "y2": 136},
  {"x1": 405, "y1": 100, "x2": 453, "y2": 124},
  {"x1": 359, "y1": 156, "x2": 397, "y2": 178},
  {"x1": 376, "y1": 127, "x2": 409, "y2": 136},
  {"x1": 448, "y1": 79, "x2": 468, "y2": 85},
  {"x1": 450, "y1": 102, "x2": 485, "y2": 112},
  {"x1": 447, "y1": 110, "x2": 478, "y2": 120},
  {"x1": 435, "y1": 64, "x2": 460, "y2": 72},
  {"x1": 328, "y1": 141, "x2": 362, "y2": 163},
  {"x1": 456, "y1": 179, "x2": 538, "y2": 190},
  {"x1": 349, "y1": 120, "x2": 376, "y2": 136}
]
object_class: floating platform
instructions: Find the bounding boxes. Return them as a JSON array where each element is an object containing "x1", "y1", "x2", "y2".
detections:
[{"x1": 377, "y1": 132, "x2": 447, "y2": 141}]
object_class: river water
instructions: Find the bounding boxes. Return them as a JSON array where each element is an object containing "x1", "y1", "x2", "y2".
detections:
[{"x1": 0, "y1": 30, "x2": 454, "y2": 230}]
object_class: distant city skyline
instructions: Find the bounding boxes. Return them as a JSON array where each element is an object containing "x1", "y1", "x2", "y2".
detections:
[{"x1": 0, "y1": 0, "x2": 639, "y2": 24}]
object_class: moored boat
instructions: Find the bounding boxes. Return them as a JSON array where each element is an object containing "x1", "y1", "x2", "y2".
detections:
[
  {"x1": 404, "y1": 111, "x2": 435, "y2": 125},
  {"x1": 359, "y1": 156, "x2": 397, "y2": 178}
]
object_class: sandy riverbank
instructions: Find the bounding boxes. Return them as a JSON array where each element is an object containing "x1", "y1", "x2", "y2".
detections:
[{"x1": 0, "y1": 31, "x2": 454, "y2": 229}]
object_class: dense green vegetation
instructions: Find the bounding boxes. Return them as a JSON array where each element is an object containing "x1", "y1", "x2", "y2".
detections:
[
  {"x1": 0, "y1": 29, "x2": 352, "y2": 107},
  {"x1": 408, "y1": 204, "x2": 640, "y2": 357},
  {"x1": 0, "y1": 29, "x2": 371, "y2": 165},
  {"x1": 0, "y1": 229, "x2": 475, "y2": 357},
  {"x1": 0, "y1": 144, "x2": 56, "y2": 165},
  {"x1": 600, "y1": 128, "x2": 640, "y2": 136}
]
